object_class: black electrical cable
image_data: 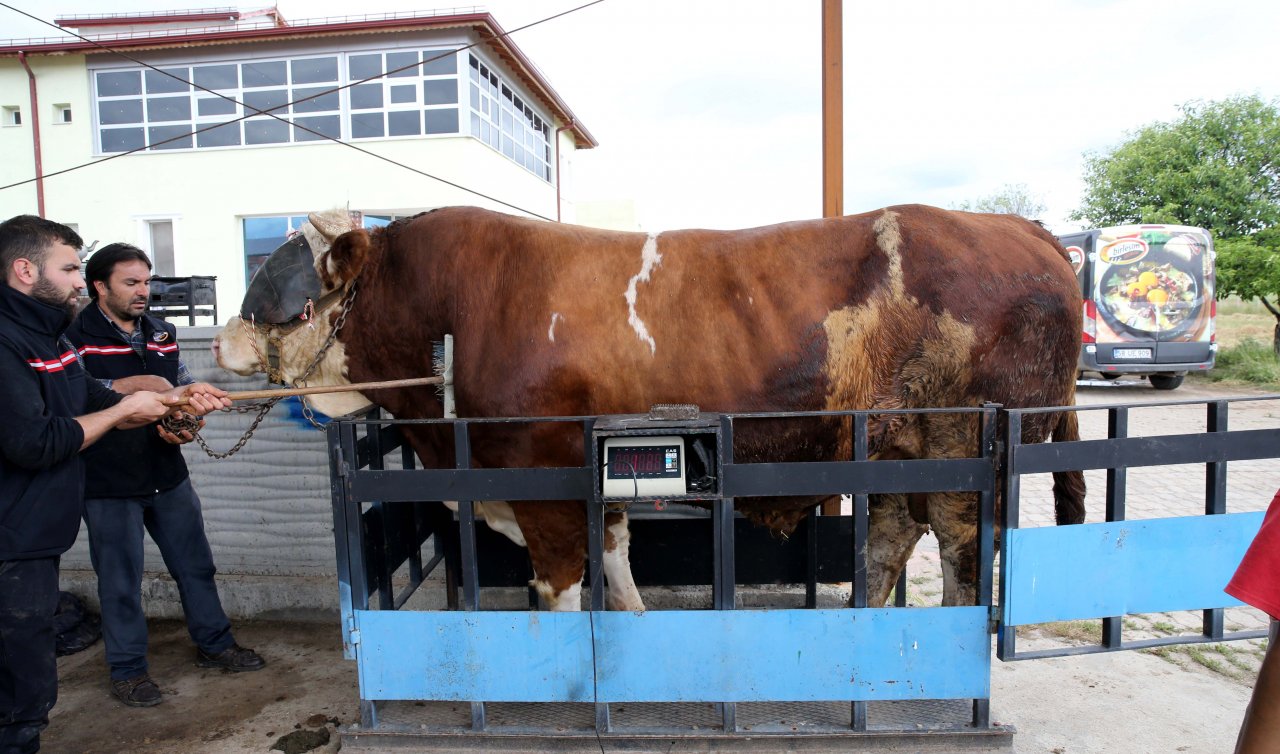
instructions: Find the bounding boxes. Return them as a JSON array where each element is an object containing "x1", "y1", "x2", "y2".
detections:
[{"x1": 0, "y1": 0, "x2": 607, "y2": 221}]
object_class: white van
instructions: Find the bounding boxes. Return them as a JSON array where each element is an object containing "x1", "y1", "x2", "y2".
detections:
[{"x1": 1058, "y1": 224, "x2": 1216, "y2": 390}]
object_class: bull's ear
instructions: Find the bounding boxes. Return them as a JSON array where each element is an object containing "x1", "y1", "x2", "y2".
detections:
[
  {"x1": 318, "y1": 229, "x2": 371, "y2": 289},
  {"x1": 308, "y1": 209, "x2": 355, "y2": 243}
]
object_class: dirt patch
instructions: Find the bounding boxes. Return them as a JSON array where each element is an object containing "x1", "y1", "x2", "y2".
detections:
[{"x1": 45, "y1": 620, "x2": 356, "y2": 754}]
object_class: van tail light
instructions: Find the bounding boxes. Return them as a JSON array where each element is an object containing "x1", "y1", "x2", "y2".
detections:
[
  {"x1": 1209, "y1": 299, "x2": 1216, "y2": 343},
  {"x1": 1082, "y1": 300, "x2": 1096, "y2": 344}
]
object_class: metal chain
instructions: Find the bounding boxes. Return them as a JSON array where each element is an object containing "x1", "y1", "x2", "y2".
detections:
[{"x1": 186, "y1": 280, "x2": 360, "y2": 457}]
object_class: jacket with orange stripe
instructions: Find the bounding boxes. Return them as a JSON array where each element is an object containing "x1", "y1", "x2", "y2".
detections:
[
  {"x1": 64, "y1": 305, "x2": 188, "y2": 498},
  {"x1": 0, "y1": 283, "x2": 122, "y2": 560}
]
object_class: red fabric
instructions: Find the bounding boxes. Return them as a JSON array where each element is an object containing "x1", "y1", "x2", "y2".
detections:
[{"x1": 1226, "y1": 489, "x2": 1280, "y2": 620}]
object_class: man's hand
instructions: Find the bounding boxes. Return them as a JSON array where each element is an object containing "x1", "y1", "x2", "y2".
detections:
[
  {"x1": 163, "y1": 382, "x2": 232, "y2": 417},
  {"x1": 115, "y1": 391, "x2": 172, "y2": 428},
  {"x1": 157, "y1": 412, "x2": 204, "y2": 444}
]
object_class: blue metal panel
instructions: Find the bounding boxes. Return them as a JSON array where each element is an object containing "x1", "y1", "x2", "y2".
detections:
[
  {"x1": 355, "y1": 607, "x2": 990, "y2": 703},
  {"x1": 1003, "y1": 512, "x2": 1264, "y2": 626}
]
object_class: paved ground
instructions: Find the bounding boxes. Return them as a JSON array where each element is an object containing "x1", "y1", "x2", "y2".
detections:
[{"x1": 39, "y1": 378, "x2": 1280, "y2": 754}]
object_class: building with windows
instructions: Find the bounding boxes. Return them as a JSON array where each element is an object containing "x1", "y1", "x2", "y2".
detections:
[{"x1": 0, "y1": 6, "x2": 596, "y2": 319}]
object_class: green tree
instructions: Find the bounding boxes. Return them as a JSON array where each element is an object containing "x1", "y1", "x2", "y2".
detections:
[
  {"x1": 1216, "y1": 228, "x2": 1280, "y2": 354},
  {"x1": 952, "y1": 183, "x2": 1046, "y2": 219},
  {"x1": 1071, "y1": 96, "x2": 1280, "y2": 238}
]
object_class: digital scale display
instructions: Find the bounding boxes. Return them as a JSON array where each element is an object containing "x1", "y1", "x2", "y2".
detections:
[
  {"x1": 606, "y1": 445, "x2": 681, "y2": 479},
  {"x1": 600, "y1": 435, "x2": 687, "y2": 497}
]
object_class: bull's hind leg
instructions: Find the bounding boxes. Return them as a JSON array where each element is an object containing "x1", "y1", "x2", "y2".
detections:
[
  {"x1": 512, "y1": 500, "x2": 587, "y2": 611},
  {"x1": 929, "y1": 490, "x2": 980, "y2": 606},
  {"x1": 603, "y1": 511, "x2": 644, "y2": 611},
  {"x1": 863, "y1": 493, "x2": 929, "y2": 607}
]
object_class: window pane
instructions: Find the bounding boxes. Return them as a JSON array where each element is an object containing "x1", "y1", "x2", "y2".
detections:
[
  {"x1": 291, "y1": 57, "x2": 337, "y2": 84},
  {"x1": 390, "y1": 85, "x2": 416, "y2": 104},
  {"x1": 294, "y1": 115, "x2": 340, "y2": 142},
  {"x1": 101, "y1": 127, "x2": 144, "y2": 152},
  {"x1": 147, "y1": 96, "x2": 191, "y2": 122},
  {"x1": 193, "y1": 64, "x2": 238, "y2": 90},
  {"x1": 145, "y1": 68, "x2": 189, "y2": 94},
  {"x1": 244, "y1": 118, "x2": 289, "y2": 144},
  {"x1": 350, "y1": 84, "x2": 383, "y2": 110},
  {"x1": 386, "y1": 51, "x2": 418, "y2": 78},
  {"x1": 349, "y1": 54, "x2": 382, "y2": 81},
  {"x1": 97, "y1": 71, "x2": 141, "y2": 96},
  {"x1": 196, "y1": 120, "x2": 240, "y2": 147},
  {"x1": 244, "y1": 215, "x2": 307, "y2": 282},
  {"x1": 242, "y1": 60, "x2": 287, "y2": 87},
  {"x1": 388, "y1": 110, "x2": 420, "y2": 136},
  {"x1": 351, "y1": 112, "x2": 384, "y2": 138},
  {"x1": 148, "y1": 125, "x2": 192, "y2": 150},
  {"x1": 99, "y1": 99, "x2": 143, "y2": 125},
  {"x1": 197, "y1": 97, "x2": 237, "y2": 116},
  {"x1": 470, "y1": 84, "x2": 479, "y2": 109},
  {"x1": 244, "y1": 89, "x2": 288, "y2": 114},
  {"x1": 292, "y1": 86, "x2": 339, "y2": 113},
  {"x1": 470, "y1": 112, "x2": 480, "y2": 136},
  {"x1": 424, "y1": 108, "x2": 458, "y2": 134},
  {"x1": 420, "y1": 49, "x2": 456, "y2": 75},
  {"x1": 423, "y1": 80, "x2": 457, "y2": 105}
]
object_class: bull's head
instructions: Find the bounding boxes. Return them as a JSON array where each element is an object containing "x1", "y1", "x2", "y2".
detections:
[{"x1": 212, "y1": 209, "x2": 374, "y2": 417}]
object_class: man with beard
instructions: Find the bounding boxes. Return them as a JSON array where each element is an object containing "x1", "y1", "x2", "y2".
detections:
[
  {"x1": 0, "y1": 215, "x2": 229, "y2": 753},
  {"x1": 65, "y1": 243, "x2": 264, "y2": 709}
]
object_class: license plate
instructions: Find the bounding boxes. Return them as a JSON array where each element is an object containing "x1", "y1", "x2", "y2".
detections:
[{"x1": 1113, "y1": 348, "x2": 1152, "y2": 359}]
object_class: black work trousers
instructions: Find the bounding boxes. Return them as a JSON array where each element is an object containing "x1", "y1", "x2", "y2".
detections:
[{"x1": 0, "y1": 557, "x2": 58, "y2": 754}]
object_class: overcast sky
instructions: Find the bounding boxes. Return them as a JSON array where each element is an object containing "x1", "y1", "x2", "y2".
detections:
[{"x1": 4, "y1": 0, "x2": 1279, "y2": 232}]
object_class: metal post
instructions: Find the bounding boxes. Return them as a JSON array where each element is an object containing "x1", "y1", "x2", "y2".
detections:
[
  {"x1": 973, "y1": 404, "x2": 999, "y2": 729},
  {"x1": 851, "y1": 412, "x2": 868, "y2": 731},
  {"x1": 996, "y1": 411, "x2": 1022, "y2": 661},
  {"x1": 716, "y1": 415, "x2": 737, "y2": 732},
  {"x1": 1103, "y1": 407, "x2": 1128, "y2": 649},
  {"x1": 805, "y1": 506, "x2": 819, "y2": 609},
  {"x1": 452, "y1": 420, "x2": 485, "y2": 730},
  {"x1": 1204, "y1": 401, "x2": 1228, "y2": 639},
  {"x1": 583, "y1": 419, "x2": 611, "y2": 733}
]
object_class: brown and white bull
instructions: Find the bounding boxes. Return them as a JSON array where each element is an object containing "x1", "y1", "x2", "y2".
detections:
[{"x1": 214, "y1": 204, "x2": 1086, "y2": 611}]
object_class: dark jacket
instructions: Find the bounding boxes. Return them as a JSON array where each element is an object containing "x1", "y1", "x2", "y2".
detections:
[
  {"x1": 64, "y1": 306, "x2": 188, "y2": 498},
  {"x1": 0, "y1": 283, "x2": 121, "y2": 560}
]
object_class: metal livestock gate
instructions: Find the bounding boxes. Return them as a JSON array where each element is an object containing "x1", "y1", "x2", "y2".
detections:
[{"x1": 326, "y1": 397, "x2": 1277, "y2": 752}]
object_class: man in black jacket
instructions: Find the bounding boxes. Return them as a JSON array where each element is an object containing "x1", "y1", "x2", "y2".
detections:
[
  {"x1": 0, "y1": 215, "x2": 228, "y2": 754},
  {"x1": 65, "y1": 243, "x2": 264, "y2": 709}
]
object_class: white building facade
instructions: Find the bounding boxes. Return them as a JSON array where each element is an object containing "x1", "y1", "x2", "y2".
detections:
[{"x1": 0, "y1": 7, "x2": 596, "y2": 320}]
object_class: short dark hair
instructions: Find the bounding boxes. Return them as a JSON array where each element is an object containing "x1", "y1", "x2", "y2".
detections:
[
  {"x1": 0, "y1": 215, "x2": 84, "y2": 281},
  {"x1": 85, "y1": 242, "x2": 152, "y2": 300}
]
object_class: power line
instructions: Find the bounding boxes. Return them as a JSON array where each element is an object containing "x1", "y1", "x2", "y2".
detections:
[{"x1": 0, "y1": 1, "x2": 607, "y2": 221}]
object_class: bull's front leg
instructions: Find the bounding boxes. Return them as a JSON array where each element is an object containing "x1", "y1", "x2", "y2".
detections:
[
  {"x1": 512, "y1": 500, "x2": 587, "y2": 611},
  {"x1": 929, "y1": 490, "x2": 980, "y2": 606},
  {"x1": 863, "y1": 493, "x2": 929, "y2": 607},
  {"x1": 602, "y1": 510, "x2": 644, "y2": 611}
]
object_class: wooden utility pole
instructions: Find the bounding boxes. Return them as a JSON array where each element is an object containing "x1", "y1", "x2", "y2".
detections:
[
  {"x1": 821, "y1": 0, "x2": 843, "y2": 219},
  {"x1": 822, "y1": 1, "x2": 844, "y2": 518}
]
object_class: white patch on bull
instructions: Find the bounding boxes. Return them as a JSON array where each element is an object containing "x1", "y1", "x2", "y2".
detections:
[
  {"x1": 441, "y1": 500, "x2": 527, "y2": 547},
  {"x1": 624, "y1": 233, "x2": 661, "y2": 356},
  {"x1": 533, "y1": 579, "x2": 582, "y2": 612},
  {"x1": 548, "y1": 312, "x2": 564, "y2": 343},
  {"x1": 603, "y1": 514, "x2": 645, "y2": 611}
]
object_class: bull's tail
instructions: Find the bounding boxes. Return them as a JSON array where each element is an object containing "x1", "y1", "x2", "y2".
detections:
[{"x1": 1051, "y1": 410, "x2": 1087, "y2": 525}]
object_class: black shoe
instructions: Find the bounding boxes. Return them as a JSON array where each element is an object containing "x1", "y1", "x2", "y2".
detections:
[
  {"x1": 196, "y1": 643, "x2": 265, "y2": 672},
  {"x1": 111, "y1": 674, "x2": 163, "y2": 707}
]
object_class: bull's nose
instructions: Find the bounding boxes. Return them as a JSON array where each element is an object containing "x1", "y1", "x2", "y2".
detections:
[{"x1": 210, "y1": 339, "x2": 221, "y2": 359}]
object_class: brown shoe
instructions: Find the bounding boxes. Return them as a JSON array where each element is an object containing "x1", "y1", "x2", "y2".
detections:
[
  {"x1": 111, "y1": 674, "x2": 163, "y2": 707},
  {"x1": 196, "y1": 643, "x2": 265, "y2": 672}
]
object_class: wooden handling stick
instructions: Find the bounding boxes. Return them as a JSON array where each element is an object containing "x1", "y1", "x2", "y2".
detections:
[{"x1": 173, "y1": 376, "x2": 444, "y2": 406}]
